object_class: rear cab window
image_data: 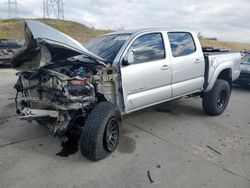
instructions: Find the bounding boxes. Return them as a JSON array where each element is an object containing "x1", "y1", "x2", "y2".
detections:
[
  {"x1": 129, "y1": 33, "x2": 165, "y2": 63},
  {"x1": 168, "y1": 32, "x2": 196, "y2": 57}
]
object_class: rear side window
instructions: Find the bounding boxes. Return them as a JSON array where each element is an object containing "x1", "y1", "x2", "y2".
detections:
[
  {"x1": 129, "y1": 33, "x2": 165, "y2": 63},
  {"x1": 168, "y1": 32, "x2": 196, "y2": 57}
]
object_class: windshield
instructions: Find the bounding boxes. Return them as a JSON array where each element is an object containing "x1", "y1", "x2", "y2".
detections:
[
  {"x1": 85, "y1": 34, "x2": 131, "y2": 62},
  {"x1": 242, "y1": 55, "x2": 250, "y2": 65}
]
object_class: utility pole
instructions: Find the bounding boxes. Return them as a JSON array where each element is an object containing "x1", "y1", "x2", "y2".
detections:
[
  {"x1": 7, "y1": 0, "x2": 18, "y2": 18},
  {"x1": 43, "y1": 0, "x2": 64, "y2": 20}
]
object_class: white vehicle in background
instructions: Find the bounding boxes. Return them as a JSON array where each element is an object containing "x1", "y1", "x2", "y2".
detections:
[
  {"x1": 234, "y1": 53, "x2": 250, "y2": 86},
  {"x1": 12, "y1": 21, "x2": 241, "y2": 161}
]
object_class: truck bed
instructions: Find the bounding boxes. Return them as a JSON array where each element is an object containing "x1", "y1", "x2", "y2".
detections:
[{"x1": 203, "y1": 51, "x2": 241, "y2": 90}]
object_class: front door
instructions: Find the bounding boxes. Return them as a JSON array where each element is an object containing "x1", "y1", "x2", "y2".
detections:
[{"x1": 120, "y1": 32, "x2": 172, "y2": 112}]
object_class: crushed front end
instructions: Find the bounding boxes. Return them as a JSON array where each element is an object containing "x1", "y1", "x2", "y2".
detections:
[
  {"x1": 14, "y1": 63, "x2": 98, "y2": 138},
  {"x1": 11, "y1": 20, "x2": 112, "y2": 139}
]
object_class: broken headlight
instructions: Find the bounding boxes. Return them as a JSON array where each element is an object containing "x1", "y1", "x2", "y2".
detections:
[{"x1": 67, "y1": 79, "x2": 93, "y2": 97}]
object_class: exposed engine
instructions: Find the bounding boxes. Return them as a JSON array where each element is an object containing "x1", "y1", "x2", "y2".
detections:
[
  {"x1": 14, "y1": 60, "x2": 105, "y2": 138},
  {"x1": 16, "y1": 64, "x2": 97, "y2": 106}
]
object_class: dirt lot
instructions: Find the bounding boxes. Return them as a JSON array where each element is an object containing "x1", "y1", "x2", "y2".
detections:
[{"x1": 0, "y1": 68, "x2": 250, "y2": 188}]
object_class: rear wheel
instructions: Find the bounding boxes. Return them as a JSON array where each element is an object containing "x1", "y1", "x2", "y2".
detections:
[
  {"x1": 202, "y1": 79, "x2": 230, "y2": 116},
  {"x1": 80, "y1": 102, "x2": 121, "y2": 161}
]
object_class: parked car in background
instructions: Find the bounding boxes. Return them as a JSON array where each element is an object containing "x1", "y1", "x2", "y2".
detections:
[
  {"x1": 234, "y1": 54, "x2": 250, "y2": 86},
  {"x1": 202, "y1": 46, "x2": 231, "y2": 53},
  {"x1": 0, "y1": 39, "x2": 23, "y2": 67}
]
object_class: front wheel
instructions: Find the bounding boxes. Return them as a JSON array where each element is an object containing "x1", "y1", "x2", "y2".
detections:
[
  {"x1": 80, "y1": 102, "x2": 122, "y2": 161},
  {"x1": 202, "y1": 79, "x2": 230, "y2": 116}
]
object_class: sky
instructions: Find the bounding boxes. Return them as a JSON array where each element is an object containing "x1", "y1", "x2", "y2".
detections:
[{"x1": 0, "y1": 0, "x2": 249, "y2": 43}]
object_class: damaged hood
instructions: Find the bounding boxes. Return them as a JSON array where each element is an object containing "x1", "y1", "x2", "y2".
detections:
[{"x1": 11, "y1": 20, "x2": 106, "y2": 70}]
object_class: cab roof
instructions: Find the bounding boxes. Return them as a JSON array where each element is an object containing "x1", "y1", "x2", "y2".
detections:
[{"x1": 101, "y1": 28, "x2": 195, "y2": 37}]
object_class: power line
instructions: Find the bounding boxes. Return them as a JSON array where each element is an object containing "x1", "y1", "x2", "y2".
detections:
[
  {"x1": 7, "y1": 0, "x2": 18, "y2": 18},
  {"x1": 43, "y1": 0, "x2": 64, "y2": 20}
]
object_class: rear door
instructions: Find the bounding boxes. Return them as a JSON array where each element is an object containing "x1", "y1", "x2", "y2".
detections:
[
  {"x1": 120, "y1": 32, "x2": 172, "y2": 112},
  {"x1": 168, "y1": 32, "x2": 205, "y2": 96}
]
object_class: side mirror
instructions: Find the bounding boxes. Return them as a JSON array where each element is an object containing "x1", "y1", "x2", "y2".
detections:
[{"x1": 123, "y1": 50, "x2": 134, "y2": 65}]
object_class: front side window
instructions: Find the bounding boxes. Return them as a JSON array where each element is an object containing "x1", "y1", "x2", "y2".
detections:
[
  {"x1": 129, "y1": 33, "x2": 165, "y2": 63},
  {"x1": 85, "y1": 34, "x2": 131, "y2": 62},
  {"x1": 168, "y1": 32, "x2": 196, "y2": 57},
  {"x1": 242, "y1": 55, "x2": 250, "y2": 65}
]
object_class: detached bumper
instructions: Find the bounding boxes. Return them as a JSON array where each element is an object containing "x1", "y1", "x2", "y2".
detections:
[{"x1": 19, "y1": 108, "x2": 59, "y2": 120}]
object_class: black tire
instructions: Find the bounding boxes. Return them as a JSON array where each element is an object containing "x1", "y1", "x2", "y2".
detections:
[
  {"x1": 80, "y1": 102, "x2": 122, "y2": 161},
  {"x1": 202, "y1": 79, "x2": 230, "y2": 116}
]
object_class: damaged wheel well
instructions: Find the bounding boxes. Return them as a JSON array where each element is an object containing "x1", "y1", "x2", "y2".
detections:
[{"x1": 217, "y1": 69, "x2": 232, "y2": 89}]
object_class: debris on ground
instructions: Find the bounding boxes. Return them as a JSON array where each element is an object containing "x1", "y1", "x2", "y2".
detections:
[
  {"x1": 206, "y1": 145, "x2": 222, "y2": 155},
  {"x1": 147, "y1": 170, "x2": 154, "y2": 183},
  {"x1": 56, "y1": 133, "x2": 80, "y2": 157},
  {"x1": 156, "y1": 164, "x2": 161, "y2": 168}
]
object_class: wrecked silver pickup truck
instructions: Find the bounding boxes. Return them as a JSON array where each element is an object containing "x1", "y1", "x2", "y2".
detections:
[{"x1": 12, "y1": 20, "x2": 241, "y2": 161}]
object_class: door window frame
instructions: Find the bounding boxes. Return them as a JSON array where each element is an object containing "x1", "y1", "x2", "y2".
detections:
[
  {"x1": 167, "y1": 32, "x2": 197, "y2": 58},
  {"x1": 120, "y1": 32, "x2": 167, "y2": 65}
]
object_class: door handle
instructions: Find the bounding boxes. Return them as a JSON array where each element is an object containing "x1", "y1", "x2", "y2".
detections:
[
  {"x1": 194, "y1": 59, "x2": 201, "y2": 63},
  {"x1": 161, "y1": 64, "x2": 169, "y2": 70}
]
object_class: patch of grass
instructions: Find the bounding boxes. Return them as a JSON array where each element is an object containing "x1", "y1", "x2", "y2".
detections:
[
  {"x1": 200, "y1": 39, "x2": 250, "y2": 51},
  {"x1": 0, "y1": 18, "x2": 249, "y2": 50},
  {"x1": 0, "y1": 18, "x2": 110, "y2": 42},
  {"x1": 0, "y1": 20, "x2": 6, "y2": 38},
  {"x1": 0, "y1": 18, "x2": 25, "y2": 40}
]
